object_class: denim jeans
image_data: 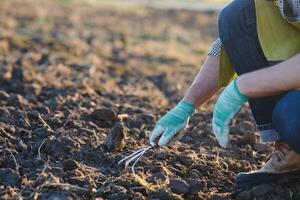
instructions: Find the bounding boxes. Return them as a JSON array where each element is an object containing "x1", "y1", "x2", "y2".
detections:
[{"x1": 218, "y1": 0, "x2": 300, "y2": 153}]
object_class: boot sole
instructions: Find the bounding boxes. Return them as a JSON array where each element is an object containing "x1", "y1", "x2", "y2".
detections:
[{"x1": 236, "y1": 170, "x2": 300, "y2": 187}]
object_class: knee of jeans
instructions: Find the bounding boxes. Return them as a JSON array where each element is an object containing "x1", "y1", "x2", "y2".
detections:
[
  {"x1": 218, "y1": 0, "x2": 255, "y2": 46},
  {"x1": 272, "y1": 91, "x2": 300, "y2": 153},
  {"x1": 218, "y1": 4, "x2": 235, "y2": 45}
]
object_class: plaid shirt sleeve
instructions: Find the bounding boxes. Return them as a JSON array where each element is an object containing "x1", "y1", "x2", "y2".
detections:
[
  {"x1": 208, "y1": 38, "x2": 222, "y2": 57},
  {"x1": 278, "y1": 0, "x2": 300, "y2": 21}
]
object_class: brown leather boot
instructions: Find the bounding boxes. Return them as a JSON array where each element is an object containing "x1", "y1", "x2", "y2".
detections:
[{"x1": 236, "y1": 141, "x2": 300, "y2": 186}]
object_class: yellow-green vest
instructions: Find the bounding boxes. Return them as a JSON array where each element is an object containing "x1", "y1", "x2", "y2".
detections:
[{"x1": 218, "y1": 0, "x2": 300, "y2": 87}]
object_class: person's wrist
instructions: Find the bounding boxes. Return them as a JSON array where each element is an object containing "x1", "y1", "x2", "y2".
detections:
[
  {"x1": 235, "y1": 75, "x2": 249, "y2": 97},
  {"x1": 182, "y1": 96, "x2": 197, "y2": 108}
]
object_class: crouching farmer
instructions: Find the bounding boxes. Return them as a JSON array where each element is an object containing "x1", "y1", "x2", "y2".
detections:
[{"x1": 149, "y1": 0, "x2": 300, "y2": 186}]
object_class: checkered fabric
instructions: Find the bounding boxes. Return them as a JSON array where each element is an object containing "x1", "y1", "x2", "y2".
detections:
[
  {"x1": 208, "y1": 0, "x2": 300, "y2": 57},
  {"x1": 278, "y1": 0, "x2": 300, "y2": 21},
  {"x1": 208, "y1": 38, "x2": 222, "y2": 56}
]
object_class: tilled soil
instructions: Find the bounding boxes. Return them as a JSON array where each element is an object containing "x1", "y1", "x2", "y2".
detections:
[{"x1": 1, "y1": 0, "x2": 300, "y2": 199}]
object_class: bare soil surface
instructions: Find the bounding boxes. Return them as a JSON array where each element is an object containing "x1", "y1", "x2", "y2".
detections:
[{"x1": 1, "y1": 0, "x2": 300, "y2": 199}]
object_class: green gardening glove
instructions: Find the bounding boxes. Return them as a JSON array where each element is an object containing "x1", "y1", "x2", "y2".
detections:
[
  {"x1": 149, "y1": 101, "x2": 195, "y2": 147},
  {"x1": 212, "y1": 78, "x2": 248, "y2": 148}
]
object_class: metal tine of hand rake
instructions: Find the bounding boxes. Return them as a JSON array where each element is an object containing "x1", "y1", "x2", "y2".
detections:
[
  {"x1": 118, "y1": 148, "x2": 146, "y2": 165},
  {"x1": 125, "y1": 149, "x2": 145, "y2": 169},
  {"x1": 123, "y1": 148, "x2": 147, "y2": 170},
  {"x1": 131, "y1": 146, "x2": 152, "y2": 174}
]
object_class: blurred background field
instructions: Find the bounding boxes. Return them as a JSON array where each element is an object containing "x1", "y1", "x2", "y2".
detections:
[
  {"x1": 80, "y1": 0, "x2": 229, "y2": 11},
  {"x1": 0, "y1": 0, "x2": 225, "y2": 105}
]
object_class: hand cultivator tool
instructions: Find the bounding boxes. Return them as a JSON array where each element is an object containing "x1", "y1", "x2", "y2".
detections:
[
  {"x1": 118, "y1": 145, "x2": 153, "y2": 174},
  {"x1": 118, "y1": 120, "x2": 201, "y2": 174}
]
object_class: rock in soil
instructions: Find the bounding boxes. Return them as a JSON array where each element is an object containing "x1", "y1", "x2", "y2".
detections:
[
  {"x1": 103, "y1": 120, "x2": 127, "y2": 151},
  {"x1": 90, "y1": 108, "x2": 118, "y2": 121},
  {"x1": 0, "y1": 91, "x2": 10, "y2": 101},
  {"x1": 11, "y1": 66, "x2": 24, "y2": 81},
  {"x1": 177, "y1": 150, "x2": 197, "y2": 166},
  {"x1": 43, "y1": 139, "x2": 68, "y2": 158},
  {"x1": 0, "y1": 168, "x2": 20, "y2": 187},
  {"x1": 62, "y1": 159, "x2": 79, "y2": 171},
  {"x1": 107, "y1": 185, "x2": 128, "y2": 200},
  {"x1": 210, "y1": 194, "x2": 227, "y2": 200},
  {"x1": 169, "y1": 178, "x2": 189, "y2": 194},
  {"x1": 185, "y1": 178, "x2": 207, "y2": 194}
]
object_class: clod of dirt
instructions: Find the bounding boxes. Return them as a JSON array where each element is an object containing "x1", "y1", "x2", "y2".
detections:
[
  {"x1": 236, "y1": 190, "x2": 251, "y2": 200},
  {"x1": 177, "y1": 150, "x2": 197, "y2": 166},
  {"x1": 236, "y1": 133, "x2": 257, "y2": 146},
  {"x1": 211, "y1": 194, "x2": 227, "y2": 200},
  {"x1": 188, "y1": 168, "x2": 202, "y2": 179},
  {"x1": 239, "y1": 121, "x2": 255, "y2": 133},
  {"x1": 132, "y1": 193, "x2": 146, "y2": 200},
  {"x1": 251, "y1": 184, "x2": 272, "y2": 197},
  {"x1": 155, "y1": 151, "x2": 168, "y2": 160},
  {"x1": 43, "y1": 139, "x2": 67, "y2": 158},
  {"x1": 11, "y1": 66, "x2": 24, "y2": 81},
  {"x1": 0, "y1": 91, "x2": 10, "y2": 101},
  {"x1": 150, "y1": 164, "x2": 164, "y2": 173},
  {"x1": 0, "y1": 108, "x2": 10, "y2": 116},
  {"x1": 169, "y1": 178, "x2": 189, "y2": 194},
  {"x1": 149, "y1": 190, "x2": 184, "y2": 200},
  {"x1": 24, "y1": 83, "x2": 42, "y2": 99},
  {"x1": 0, "y1": 168, "x2": 20, "y2": 187},
  {"x1": 103, "y1": 120, "x2": 127, "y2": 151},
  {"x1": 90, "y1": 108, "x2": 118, "y2": 121},
  {"x1": 132, "y1": 186, "x2": 147, "y2": 196},
  {"x1": 114, "y1": 177, "x2": 132, "y2": 188},
  {"x1": 40, "y1": 193, "x2": 72, "y2": 200},
  {"x1": 185, "y1": 178, "x2": 206, "y2": 194},
  {"x1": 136, "y1": 113, "x2": 156, "y2": 124},
  {"x1": 62, "y1": 159, "x2": 79, "y2": 171},
  {"x1": 107, "y1": 185, "x2": 128, "y2": 200},
  {"x1": 8, "y1": 94, "x2": 28, "y2": 107}
]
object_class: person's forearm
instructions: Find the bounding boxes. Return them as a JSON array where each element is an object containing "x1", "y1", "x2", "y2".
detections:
[
  {"x1": 237, "y1": 53, "x2": 300, "y2": 97},
  {"x1": 183, "y1": 55, "x2": 221, "y2": 108}
]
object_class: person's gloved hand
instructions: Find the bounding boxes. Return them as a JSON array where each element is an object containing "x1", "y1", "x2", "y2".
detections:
[
  {"x1": 149, "y1": 101, "x2": 195, "y2": 147},
  {"x1": 212, "y1": 78, "x2": 248, "y2": 148}
]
